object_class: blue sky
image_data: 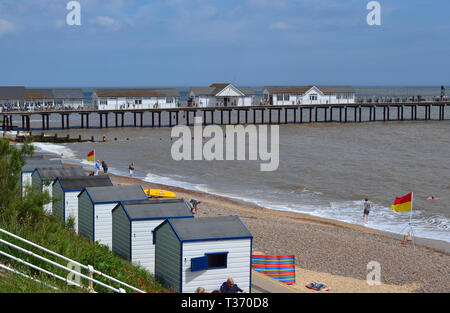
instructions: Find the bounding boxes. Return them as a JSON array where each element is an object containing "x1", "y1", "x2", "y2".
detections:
[{"x1": 0, "y1": 0, "x2": 449, "y2": 87}]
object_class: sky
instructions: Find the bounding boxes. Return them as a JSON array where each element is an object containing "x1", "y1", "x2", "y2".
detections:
[{"x1": 0, "y1": 0, "x2": 449, "y2": 87}]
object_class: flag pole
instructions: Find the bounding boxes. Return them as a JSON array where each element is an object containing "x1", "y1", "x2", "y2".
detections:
[{"x1": 409, "y1": 192, "x2": 413, "y2": 225}]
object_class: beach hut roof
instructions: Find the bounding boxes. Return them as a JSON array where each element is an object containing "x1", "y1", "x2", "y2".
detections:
[
  {"x1": 25, "y1": 88, "x2": 54, "y2": 100},
  {"x1": 22, "y1": 160, "x2": 63, "y2": 172},
  {"x1": 81, "y1": 185, "x2": 147, "y2": 204},
  {"x1": 264, "y1": 85, "x2": 355, "y2": 95},
  {"x1": 158, "y1": 216, "x2": 253, "y2": 242},
  {"x1": 115, "y1": 198, "x2": 193, "y2": 220},
  {"x1": 94, "y1": 88, "x2": 179, "y2": 98},
  {"x1": 34, "y1": 167, "x2": 85, "y2": 180},
  {"x1": 190, "y1": 84, "x2": 255, "y2": 97},
  {"x1": 54, "y1": 175, "x2": 113, "y2": 191},
  {"x1": 0, "y1": 86, "x2": 27, "y2": 100},
  {"x1": 52, "y1": 88, "x2": 84, "y2": 100}
]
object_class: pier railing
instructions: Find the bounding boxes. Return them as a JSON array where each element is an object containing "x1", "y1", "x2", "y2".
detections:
[{"x1": 1, "y1": 101, "x2": 449, "y2": 131}]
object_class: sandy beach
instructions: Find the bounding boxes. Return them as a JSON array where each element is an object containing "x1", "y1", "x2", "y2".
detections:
[{"x1": 98, "y1": 171, "x2": 448, "y2": 293}]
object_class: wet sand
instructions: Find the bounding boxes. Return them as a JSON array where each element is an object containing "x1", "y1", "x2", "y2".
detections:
[{"x1": 106, "y1": 172, "x2": 449, "y2": 293}]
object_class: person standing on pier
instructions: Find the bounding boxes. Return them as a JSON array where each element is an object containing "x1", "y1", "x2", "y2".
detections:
[
  {"x1": 441, "y1": 86, "x2": 446, "y2": 100},
  {"x1": 363, "y1": 198, "x2": 372, "y2": 224}
]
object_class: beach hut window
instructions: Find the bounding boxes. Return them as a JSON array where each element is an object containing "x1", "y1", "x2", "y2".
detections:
[{"x1": 191, "y1": 252, "x2": 229, "y2": 271}]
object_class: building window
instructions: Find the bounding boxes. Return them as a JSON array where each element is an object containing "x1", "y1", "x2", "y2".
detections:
[
  {"x1": 166, "y1": 97, "x2": 174, "y2": 103},
  {"x1": 284, "y1": 94, "x2": 290, "y2": 101},
  {"x1": 310, "y1": 94, "x2": 318, "y2": 101},
  {"x1": 100, "y1": 100, "x2": 107, "y2": 105},
  {"x1": 191, "y1": 252, "x2": 229, "y2": 272},
  {"x1": 135, "y1": 99, "x2": 142, "y2": 105}
]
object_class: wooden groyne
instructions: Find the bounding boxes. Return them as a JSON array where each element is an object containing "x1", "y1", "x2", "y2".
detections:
[{"x1": 1, "y1": 102, "x2": 449, "y2": 131}]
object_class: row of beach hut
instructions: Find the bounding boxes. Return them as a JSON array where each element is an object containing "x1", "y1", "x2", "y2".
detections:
[{"x1": 21, "y1": 156, "x2": 253, "y2": 293}]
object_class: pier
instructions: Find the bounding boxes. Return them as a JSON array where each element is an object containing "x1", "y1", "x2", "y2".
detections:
[{"x1": 1, "y1": 101, "x2": 448, "y2": 131}]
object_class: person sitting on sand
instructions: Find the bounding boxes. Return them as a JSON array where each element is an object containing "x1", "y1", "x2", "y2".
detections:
[
  {"x1": 363, "y1": 198, "x2": 372, "y2": 224},
  {"x1": 426, "y1": 195, "x2": 439, "y2": 200},
  {"x1": 220, "y1": 278, "x2": 245, "y2": 293}
]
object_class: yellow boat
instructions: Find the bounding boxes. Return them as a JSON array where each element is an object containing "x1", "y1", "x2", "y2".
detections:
[{"x1": 144, "y1": 189, "x2": 176, "y2": 198}]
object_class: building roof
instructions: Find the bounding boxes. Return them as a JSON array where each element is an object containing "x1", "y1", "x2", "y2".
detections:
[
  {"x1": 34, "y1": 166, "x2": 86, "y2": 180},
  {"x1": 25, "y1": 89, "x2": 54, "y2": 100},
  {"x1": 55, "y1": 175, "x2": 113, "y2": 191},
  {"x1": 116, "y1": 198, "x2": 193, "y2": 220},
  {"x1": 190, "y1": 84, "x2": 255, "y2": 97},
  {"x1": 82, "y1": 185, "x2": 148, "y2": 203},
  {"x1": 161, "y1": 216, "x2": 253, "y2": 242},
  {"x1": 94, "y1": 88, "x2": 179, "y2": 98},
  {"x1": 0, "y1": 86, "x2": 27, "y2": 100},
  {"x1": 22, "y1": 159, "x2": 63, "y2": 172},
  {"x1": 52, "y1": 88, "x2": 84, "y2": 100},
  {"x1": 264, "y1": 85, "x2": 355, "y2": 95}
]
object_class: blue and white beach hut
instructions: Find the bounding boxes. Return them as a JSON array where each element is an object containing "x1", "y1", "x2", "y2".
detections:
[
  {"x1": 112, "y1": 198, "x2": 194, "y2": 273},
  {"x1": 154, "y1": 216, "x2": 253, "y2": 293}
]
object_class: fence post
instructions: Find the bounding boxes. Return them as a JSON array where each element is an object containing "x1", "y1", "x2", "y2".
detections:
[{"x1": 88, "y1": 265, "x2": 94, "y2": 291}]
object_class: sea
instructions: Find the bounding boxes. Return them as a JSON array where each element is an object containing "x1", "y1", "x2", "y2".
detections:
[{"x1": 28, "y1": 86, "x2": 450, "y2": 243}]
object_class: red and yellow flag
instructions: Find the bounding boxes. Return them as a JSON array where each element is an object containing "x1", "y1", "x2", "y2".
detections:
[
  {"x1": 392, "y1": 192, "x2": 412, "y2": 212},
  {"x1": 87, "y1": 150, "x2": 95, "y2": 162}
]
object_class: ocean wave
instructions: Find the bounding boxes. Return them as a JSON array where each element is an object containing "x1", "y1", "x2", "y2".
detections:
[{"x1": 32, "y1": 142, "x2": 76, "y2": 158}]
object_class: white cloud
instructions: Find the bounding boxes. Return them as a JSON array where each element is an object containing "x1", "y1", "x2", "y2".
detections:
[
  {"x1": 269, "y1": 21, "x2": 291, "y2": 30},
  {"x1": 91, "y1": 16, "x2": 122, "y2": 31},
  {"x1": 0, "y1": 18, "x2": 16, "y2": 37}
]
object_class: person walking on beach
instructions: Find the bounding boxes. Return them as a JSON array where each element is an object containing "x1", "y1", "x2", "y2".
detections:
[
  {"x1": 363, "y1": 198, "x2": 372, "y2": 224},
  {"x1": 95, "y1": 160, "x2": 101, "y2": 176},
  {"x1": 129, "y1": 162, "x2": 135, "y2": 177},
  {"x1": 101, "y1": 161, "x2": 108, "y2": 174}
]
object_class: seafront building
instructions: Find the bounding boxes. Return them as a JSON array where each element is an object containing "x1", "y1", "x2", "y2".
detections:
[
  {"x1": 92, "y1": 88, "x2": 180, "y2": 110},
  {"x1": 263, "y1": 85, "x2": 356, "y2": 105},
  {"x1": 0, "y1": 87, "x2": 27, "y2": 108},
  {"x1": 0, "y1": 86, "x2": 84, "y2": 110},
  {"x1": 189, "y1": 83, "x2": 256, "y2": 107},
  {"x1": 52, "y1": 88, "x2": 85, "y2": 109}
]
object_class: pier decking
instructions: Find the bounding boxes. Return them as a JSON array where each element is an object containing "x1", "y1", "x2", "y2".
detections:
[{"x1": 1, "y1": 101, "x2": 448, "y2": 131}]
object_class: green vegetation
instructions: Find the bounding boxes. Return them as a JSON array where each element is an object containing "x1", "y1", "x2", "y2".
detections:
[{"x1": 0, "y1": 139, "x2": 171, "y2": 293}]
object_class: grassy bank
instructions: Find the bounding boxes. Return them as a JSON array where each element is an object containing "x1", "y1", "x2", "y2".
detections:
[{"x1": 0, "y1": 139, "x2": 171, "y2": 293}]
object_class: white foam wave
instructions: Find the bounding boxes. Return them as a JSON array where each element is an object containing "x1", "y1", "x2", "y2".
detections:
[{"x1": 32, "y1": 142, "x2": 76, "y2": 159}]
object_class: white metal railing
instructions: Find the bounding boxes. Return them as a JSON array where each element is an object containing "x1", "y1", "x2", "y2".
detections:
[
  {"x1": 0, "y1": 263, "x2": 58, "y2": 290},
  {"x1": 0, "y1": 227, "x2": 145, "y2": 293}
]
